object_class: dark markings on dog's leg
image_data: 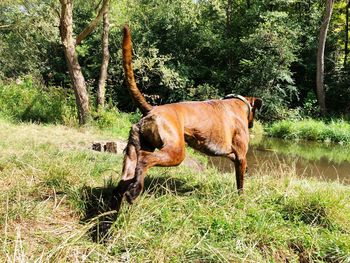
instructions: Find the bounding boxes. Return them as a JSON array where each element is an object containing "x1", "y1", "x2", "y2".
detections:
[
  {"x1": 111, "y1": 125, "x2": 141, "y2": 208},
  {"x1": 110, "y1": 178, "x2": 135, "y2": 210},
  {"x1": 234, "y1": 157, "x2": 247, "y2": 194}
]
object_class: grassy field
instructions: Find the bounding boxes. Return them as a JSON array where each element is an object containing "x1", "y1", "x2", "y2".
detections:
[{"x1": 1, "y1": 118, "x2": 350, "y2": 262}]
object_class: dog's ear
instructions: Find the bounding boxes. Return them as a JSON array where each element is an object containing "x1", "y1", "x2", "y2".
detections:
[{"x1": 253, "y1": 98, "x2": 263, "y2": 111}]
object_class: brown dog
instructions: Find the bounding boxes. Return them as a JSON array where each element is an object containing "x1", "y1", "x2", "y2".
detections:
[{"x1": 112, "y1": 26, "x2": 262, "y2": 206}]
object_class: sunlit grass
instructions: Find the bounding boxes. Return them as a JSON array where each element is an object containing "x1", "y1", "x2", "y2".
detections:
[
  {"x1": 0, "y1": 119, "x2": 350, "y2": 262},
  {"x1": 267, "y1": 118, "x2": 350, "y2": 144}
]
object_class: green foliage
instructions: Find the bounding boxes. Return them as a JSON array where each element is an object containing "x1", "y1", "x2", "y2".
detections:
[
  {"x1": 0, "y1": 80, "x2": 140, "y2": 139},
  {"x1": 327, "y1": 67, "x2": 350, "y2": 114},
  {"x1": 0, "y1": 1, "x2": 61, "y2": 80},
  {"x1": 267, "y1": 119, "x2": 350, "y2": 144},
  {"x1": 130, "y1": 47, "x2": 190, "y2": 104},
  {"x1": 91, "y1": 108, "x2": 140, "y2": 138},
  {"x1": 1, "y1": 0, "x2": 350, "y2": 121},
  {"x1": 185, "y1": 83, "x2": 221, "y2": 101},
  {"x1": 0, "y1": 78, "x2": 76, "y2": 124},
  {"x1": 235, "y1": 11, "x2": 300, "y2": 119},
  {"x1": 302, "y1": 92, "x2": 320, "y2": 118}
]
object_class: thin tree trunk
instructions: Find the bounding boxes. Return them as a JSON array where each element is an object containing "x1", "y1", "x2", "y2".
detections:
[
  {"x1": 345, "y1": 0, "x2": 349, "y2": 67},
  {"x1": 226, "y1": 0, "x2": 233, "y2": 82},
  {"x1": 316, "y1": 0, "x2": 334, "y2": 115},
  {"x1": 59, "y1": 0, "x2": 110, "y2": 124},
  {"x1": 226, "y1": 0, "x2": 232, "y2": 37},
  {"x1": 59, "y1": 0, "x2": 90, "y2": 125},
  {"x1": 97, "y1": 9, "x2": 110, "y2": 110}
]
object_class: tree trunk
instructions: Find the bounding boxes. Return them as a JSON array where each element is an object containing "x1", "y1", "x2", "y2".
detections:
[
  {"x1": 345, "y1": 0, "x2": 349, "y2": 67},
  {"x1": 226, "y1": 0, "x2": 232, "y2": 37},
  {"x1": 226, "y1": 0, "x2": 233, "y2": 83},
  {"x1": 97, "y1": 9, "x2": 110, "y2": 110},
  {"x1": 316, "y1": 0, "x2": 334, "y2": 115},
  {"x1": 59, "y1": 0, "x2": 110, "y2": 124},
  {"x1": 59, "y1": 0, "x2": 90, "y2": 125}
]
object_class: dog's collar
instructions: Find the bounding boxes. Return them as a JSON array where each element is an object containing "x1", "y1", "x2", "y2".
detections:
[{"x1": 222, "y1": 94, "x2": 252, "y2": 117}]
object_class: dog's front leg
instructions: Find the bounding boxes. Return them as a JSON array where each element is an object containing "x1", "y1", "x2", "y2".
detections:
[
  {"x1": 228, "y1": 153, "x2": 247, "y2": 193},
  {"x1": 234, "y1": 157, "x2": 247, "y2": 193},
  {"x1": 125, "y1": 144, "x2": 185, "y2": 203}
]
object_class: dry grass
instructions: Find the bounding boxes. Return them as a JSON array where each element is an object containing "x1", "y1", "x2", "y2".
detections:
[{"x1": 1, "y1": 119, "x2": 350, "y2": 262}]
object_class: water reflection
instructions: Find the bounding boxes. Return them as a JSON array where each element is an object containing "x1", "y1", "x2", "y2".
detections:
[{"x1": 208, "y1": 138, "x2": 350, "y2": 184}]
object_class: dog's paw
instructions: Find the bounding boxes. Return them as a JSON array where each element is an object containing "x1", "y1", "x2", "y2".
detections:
[{"x1": 125, "y1": 183, "x2": 141, "y2": 204}]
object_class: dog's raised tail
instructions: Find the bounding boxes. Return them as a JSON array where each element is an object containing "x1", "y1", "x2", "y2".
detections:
[{"x1": 123, "y1": 25, "x2": 152, "y2": 115}]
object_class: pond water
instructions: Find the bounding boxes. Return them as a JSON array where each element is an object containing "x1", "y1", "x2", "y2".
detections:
[{"x1": 208, "y1": 137, "x2": 350, "y2": 184}]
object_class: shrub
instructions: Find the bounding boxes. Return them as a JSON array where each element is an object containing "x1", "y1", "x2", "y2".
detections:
[
  {"x1": 0, "y1": 77, "x2": 76, "y2": 124},
  {"x1": 235, "y1": 11, "x2": 300, "y2": 121},
  {"x1": 91, "y1": 108, "x2": 140, "y2": 138},
  {"x1": 267, "y1": 119, "x2": 350, "y2": 144}
]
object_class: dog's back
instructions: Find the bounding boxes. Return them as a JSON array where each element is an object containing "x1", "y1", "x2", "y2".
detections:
[{"x1": 138, "y1": 98, "x2": 250, "y2": 156}]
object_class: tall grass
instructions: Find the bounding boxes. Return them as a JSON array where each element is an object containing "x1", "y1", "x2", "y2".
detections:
[
  {"x1": 267, "y1": 118, "x2": 350, "y2": 144},
  {"x1": 1, "y1": 80, "x2": 350, "y2": 261},
  {"x1": 0, "y1": 79, "x2": 138, "y2": 139},
  {"x1": 0, "y1": 119, "x2": 350, "y2": 262},
  {"x1": 91, "y1": 109, "x2": 141, "y2": 139}
]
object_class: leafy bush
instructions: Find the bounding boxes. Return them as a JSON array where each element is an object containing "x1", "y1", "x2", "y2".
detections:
[
  {"x1": 0, "y1": 2, "x2": 61, "y2": 80},
  {"x1": 91, "y1": 107, "x2": 140, "y2": 138},
  {"x1": 132, "y1": 47, "x2": 189, "y2": 104},
  {"x1": 302, "y1": 92, "x2": 321, "y2": 118},
  {"x1": 0, "y1": 78, "x2": 76, "y2": 124},
  {"x1": 235, "y1": 11, "x2": 300, "y2": 121},
  {"x1": 0, "y1": 79, "x2": 141, "y2": 138},
  {"x1": 267, "y1": 119, "x2": 350, "y2": 144}
]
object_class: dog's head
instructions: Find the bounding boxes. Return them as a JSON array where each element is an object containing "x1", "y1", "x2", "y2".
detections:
[{"x1": 245, "y1": 97, "x2": 263, "y2": 129}]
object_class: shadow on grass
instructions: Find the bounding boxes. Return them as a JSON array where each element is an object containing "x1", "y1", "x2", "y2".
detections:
[
  {"x1": 143, "y1": 175, "x2": 202, "y2": 196},
  {"x1": 80, "y1": 175, "x2": 201, "y2": 242},
  {"x1": 80, "y1": 184, "x2": 121, "y2": 243}
]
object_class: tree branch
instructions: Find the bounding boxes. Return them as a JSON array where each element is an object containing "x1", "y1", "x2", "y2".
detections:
[
  {"x1": 75, "y1": 0, "x2": 109, "y2": 45},
  {"x1": 0, "y1": 24, "x2": 11, "y2": 29}
]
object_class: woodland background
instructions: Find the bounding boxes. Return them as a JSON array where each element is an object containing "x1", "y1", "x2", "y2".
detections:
[
  {"x1": 0, "y1": 0, "x2": 349, "y2": 123},
  {"x1": 1, "y1": 2, "x2": 350, "y2": 261}
]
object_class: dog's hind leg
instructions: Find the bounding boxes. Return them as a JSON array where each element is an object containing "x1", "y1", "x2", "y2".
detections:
[
  {"x1": 125, "y1": 141, "x2": 186, "y2": 203},
  {"x1": 234, "y1": 157, "x2": 247, "y2": 193},
  {"x1": 228, "y1": 139, "x2": 248, "y2": 194}
]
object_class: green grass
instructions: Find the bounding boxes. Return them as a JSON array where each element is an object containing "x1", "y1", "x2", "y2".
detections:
[
  {"x1": 90, "y1": 109, "x2": 141, "y2": 139},
  {"x1": 0, "y1": 80, "x2": 139, "y2": 139},
  {"x1": 1, "y1": 118, "x2": 350, "y2": 262},
  {"x1": 267, "y1": 118, "x2": 350, "y2": 144}
]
